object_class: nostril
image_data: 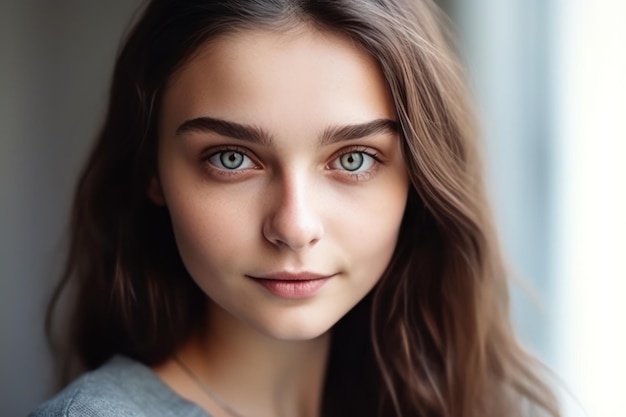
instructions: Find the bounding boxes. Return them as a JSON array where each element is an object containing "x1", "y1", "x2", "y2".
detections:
[
  {"x1": 262, "y1": 222, "x2": 322, "y2": 250},
  {"x1": 261, "y1": 207, "x2": 324, "y2": 251}
]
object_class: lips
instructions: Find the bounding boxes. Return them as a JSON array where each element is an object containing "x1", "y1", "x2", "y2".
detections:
[{"x1": 247, "y1": 272, "x2": 335, "y2": 299}]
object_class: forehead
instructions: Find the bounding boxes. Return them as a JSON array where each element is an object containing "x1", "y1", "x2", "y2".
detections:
[{"x1": 160, "y1": 26, "x2": 395, "y2": 136}]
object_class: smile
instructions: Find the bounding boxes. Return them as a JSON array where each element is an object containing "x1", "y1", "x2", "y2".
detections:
[{"x1": 246, "y1": 272, "x2": 335, "y2": 299}]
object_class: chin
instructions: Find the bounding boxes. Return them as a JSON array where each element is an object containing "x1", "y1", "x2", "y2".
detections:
[{"x1": 250, "y1": 313, "x2": 339, "y2": 342}]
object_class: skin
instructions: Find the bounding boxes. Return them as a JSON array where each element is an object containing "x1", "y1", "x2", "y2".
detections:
[{"x1": 150, "y1": 25, "x2": 409, "y2": 417}]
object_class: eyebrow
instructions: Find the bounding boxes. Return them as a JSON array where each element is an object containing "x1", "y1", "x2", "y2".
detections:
[
  {"x1": 319, "y1": 118, "x2": 398, "y2": 146},
  {"x1": 176, "y1": 116, "x2": 398, "y2": 147},
  {"x1": 176, "y1": 117, "x2": 274, "y2": 147}
]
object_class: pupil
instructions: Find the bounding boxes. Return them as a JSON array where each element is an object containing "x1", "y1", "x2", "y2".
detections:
[
  {"x1": 341, "y1": 153, "x2": 363, "y2": 171},
  {"x1": 221, "y1": 152, "x2": 243, "y2": 169}
]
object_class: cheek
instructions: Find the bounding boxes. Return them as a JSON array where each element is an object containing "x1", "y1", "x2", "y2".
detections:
[
  {"x1": 331, "y1": 183, "x2": 408, "y2": 274},
  {"x1": 163, "y1": 184, "x2": 259, "y2": 275}
]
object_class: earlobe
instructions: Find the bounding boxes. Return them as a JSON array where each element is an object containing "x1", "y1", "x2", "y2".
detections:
[{"x1": 148, "y1": 177, "x2": 166, "y2": 206}]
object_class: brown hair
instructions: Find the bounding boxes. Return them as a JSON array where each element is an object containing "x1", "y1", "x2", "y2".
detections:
[{"x1": 48, "y1": 1, "x2": 560, "y2": 416}]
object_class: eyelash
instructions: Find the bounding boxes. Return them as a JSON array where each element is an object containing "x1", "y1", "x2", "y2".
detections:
[{"x1": 201, "y1": 145, "x2": 382, "y2": 181}]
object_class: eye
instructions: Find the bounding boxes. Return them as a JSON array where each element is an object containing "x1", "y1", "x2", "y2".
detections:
[
  {"x1": 339, "y1": 152, "x2": 365, "y2": 171},
  {"x1": 329, "y1": 151, "x2": 376, "y2": 173},
  {"x1": 207, "y1": 150, "x2": 256, "y2": 171}
]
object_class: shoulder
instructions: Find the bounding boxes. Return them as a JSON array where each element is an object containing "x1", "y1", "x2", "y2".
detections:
[{"x1": 30, "y1": 356, "x2": 208, "y2": 417}]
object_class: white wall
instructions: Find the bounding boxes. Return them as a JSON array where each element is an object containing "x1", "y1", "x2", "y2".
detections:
[{"x1": 552, "y1": 1, "x2": 626, "y2": 416}]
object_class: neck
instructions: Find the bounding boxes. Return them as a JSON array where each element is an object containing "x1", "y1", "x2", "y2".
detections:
[{"x1": 154, "y1": 302, "x2": 331, "y2": 417}]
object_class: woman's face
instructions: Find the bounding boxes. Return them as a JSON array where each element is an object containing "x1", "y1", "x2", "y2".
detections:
[{"x1": 154, "y1": 26, "x2": 409, "y2": 341}]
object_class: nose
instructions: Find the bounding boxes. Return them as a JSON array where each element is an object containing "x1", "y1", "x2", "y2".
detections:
[{"x1": 262, "y1": 174, "x2": 324, "y2": 251}]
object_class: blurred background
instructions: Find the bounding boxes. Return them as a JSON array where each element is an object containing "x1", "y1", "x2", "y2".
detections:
[{"x1": 1, "y1": 0, "x2": 624, "y2": 415}]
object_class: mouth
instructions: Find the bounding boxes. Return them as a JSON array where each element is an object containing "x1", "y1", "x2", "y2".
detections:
[{"x1": 246, "y1": 272, "x2": 336, "y2": 299}]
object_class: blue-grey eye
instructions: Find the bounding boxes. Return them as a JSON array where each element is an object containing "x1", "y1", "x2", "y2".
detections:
[
  {"x1": 207, "y1": 149, "x2": 257, "y2": 173},
  {"x1": 339, "y1": 152, "x2": 364, "y2": 171},
  {"x1": 219, "y1": 151, "x2": 245, "y2": 169}
]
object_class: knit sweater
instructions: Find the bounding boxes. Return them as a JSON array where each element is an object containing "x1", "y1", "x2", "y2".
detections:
[{"x1": 30, "y1": 356, "x2": 209, "y2": 417}]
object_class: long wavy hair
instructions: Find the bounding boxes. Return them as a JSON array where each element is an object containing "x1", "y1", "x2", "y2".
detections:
[{"x1": 47, "y1": 1, "x2": 560, "y2": 416}]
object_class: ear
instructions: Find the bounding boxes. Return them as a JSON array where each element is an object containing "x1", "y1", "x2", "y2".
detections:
[{"x1": 148, "y1": 176, "x2": 166, "y2": 206}]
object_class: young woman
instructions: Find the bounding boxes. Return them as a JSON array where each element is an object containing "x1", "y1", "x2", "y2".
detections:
[{"x1": 33, "y1": 1, "x2": 560, "y2": 416}]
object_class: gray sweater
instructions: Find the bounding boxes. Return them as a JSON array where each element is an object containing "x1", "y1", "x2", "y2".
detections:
[{"x1": 30, "y1": 356, "x2": 209, "y2": 417}]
